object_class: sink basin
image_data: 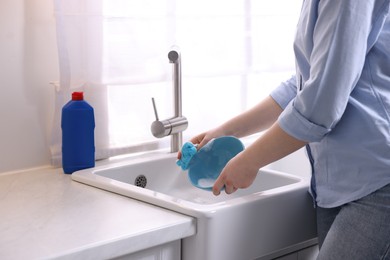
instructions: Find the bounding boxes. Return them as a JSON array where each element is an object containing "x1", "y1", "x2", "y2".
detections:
[{"x1": 72, "y1": 152, "x2": 317, "y2": 260}]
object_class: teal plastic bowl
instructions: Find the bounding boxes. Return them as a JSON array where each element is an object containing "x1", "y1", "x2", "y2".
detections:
[{"x1": 187, "y1": 136, "x2": 244, "y2": 191}]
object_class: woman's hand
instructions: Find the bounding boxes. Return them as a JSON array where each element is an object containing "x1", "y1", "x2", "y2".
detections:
[
  {"x1": 177, "y1": 128, "x2": 225, "y2": 159},
  {"x1": 212, "y1": 122, "x2": 307, "y2": 196},
  {"x1": 212, "y1": 150, "x2": 259, "y2": 195}
]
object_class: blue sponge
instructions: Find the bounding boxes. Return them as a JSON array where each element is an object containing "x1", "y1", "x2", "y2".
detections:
[{"x1": 176, "y1": 142, "x2": 197, "y2": 170}]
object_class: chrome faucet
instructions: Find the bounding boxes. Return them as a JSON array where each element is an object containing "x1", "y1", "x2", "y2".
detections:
[{"x1": 151, "y1": 47, "x2": 188, "y2": 153}]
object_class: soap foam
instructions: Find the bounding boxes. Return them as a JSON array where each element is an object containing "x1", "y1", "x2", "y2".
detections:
[{"x1": 197, "y1": 178, "x2": 215, "y2": 188}]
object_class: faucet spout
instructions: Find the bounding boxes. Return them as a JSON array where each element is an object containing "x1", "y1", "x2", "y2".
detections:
[
  {"x1": 150, "y1": 47, "x2": 188, "y2": 153},
  {"x1": 168, "y1": 47, "x2": 182, "y2": 118},
  {"x1": 168, "y1": 47, "x2": 184, "y2": 152}
]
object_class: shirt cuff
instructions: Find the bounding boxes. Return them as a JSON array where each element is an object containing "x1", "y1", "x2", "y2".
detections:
[{"x1": 278, "y1": 101, "x2": 331, "y2": 142}]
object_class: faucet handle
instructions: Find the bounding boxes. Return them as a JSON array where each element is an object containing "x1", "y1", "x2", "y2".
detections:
[
  {"x1": 150, "y1": 97, "x2": 171, "y2": 138},
  {"x1": 150, "y1": 97, "x2": 188, "y2": 139},
  {"x1": 151, "y1": 97, "x2": 159, "y2": 121}
]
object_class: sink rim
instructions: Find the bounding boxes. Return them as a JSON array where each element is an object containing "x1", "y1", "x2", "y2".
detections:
[{"x1": 72, "y1": 152, "x2": 310, "y2": 218}]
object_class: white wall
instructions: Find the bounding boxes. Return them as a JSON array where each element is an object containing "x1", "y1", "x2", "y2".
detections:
[{"x1": 0, "y1": 0, "x2": 58, "y2": 173}]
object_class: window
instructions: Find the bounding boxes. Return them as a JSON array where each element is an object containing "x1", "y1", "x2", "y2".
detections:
[{"x1": 52, "y1": 0, "x2": 301, "y2": 164}]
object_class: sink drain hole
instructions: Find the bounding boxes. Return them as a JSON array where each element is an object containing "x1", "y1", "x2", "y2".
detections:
[{"x1": 134, "y1": 175, "x2": 147, "y2": 188}]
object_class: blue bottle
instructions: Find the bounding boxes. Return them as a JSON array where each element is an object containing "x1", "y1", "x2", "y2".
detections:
[{"x1": 61, "y1": 92, "x2": 95, "y2": 174}]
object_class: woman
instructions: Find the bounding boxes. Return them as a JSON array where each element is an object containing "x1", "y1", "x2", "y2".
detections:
[{"x1": 183, "y1": 1, "x2": 390, "y2": 259}]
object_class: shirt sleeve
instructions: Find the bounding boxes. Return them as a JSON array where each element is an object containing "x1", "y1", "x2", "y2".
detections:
[
  {"x1": 270, "y1": 75, "x2": 297, "y2": 110},
  {"x1": 278, "y1": 0, "x2": 390, "y2": 142}
]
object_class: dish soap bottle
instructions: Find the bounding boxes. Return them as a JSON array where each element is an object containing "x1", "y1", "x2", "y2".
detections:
[{"x1": 61, "y1": 91, "x2": 95, "y2": 174}]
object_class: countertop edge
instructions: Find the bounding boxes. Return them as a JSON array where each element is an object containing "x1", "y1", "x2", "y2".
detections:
[{"x1": 48, "y1": 218, "x2": 196, "y2": 260}]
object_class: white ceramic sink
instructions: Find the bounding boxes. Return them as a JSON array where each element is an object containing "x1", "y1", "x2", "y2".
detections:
[{"x1": 72, "y1": 152, "x2": 317, "y2": 260}]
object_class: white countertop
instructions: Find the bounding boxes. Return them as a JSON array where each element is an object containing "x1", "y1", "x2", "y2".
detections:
[{"x1": 0, "y1": 166, "x2": 196, "y2": 260}]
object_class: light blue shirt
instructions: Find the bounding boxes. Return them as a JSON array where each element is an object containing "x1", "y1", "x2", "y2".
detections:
[{"x1": 271, "y1": 0, "x2": 390, "y2": 208}]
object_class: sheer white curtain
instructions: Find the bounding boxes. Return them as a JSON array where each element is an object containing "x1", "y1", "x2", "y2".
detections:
[{"x1": 51, "y1": 0, "x2": 301, "y2": 166}]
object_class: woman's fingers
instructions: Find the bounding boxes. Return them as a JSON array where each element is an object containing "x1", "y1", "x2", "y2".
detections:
[
  {"x1": 213, "y1": 177, "x2": 238, "y2": 196},
  {"x1": 224, "y1": 180, "x2": 236, "y2": 194},
  {"x1": 212, "y1": 177, "x2": 225, "y2": 196}
]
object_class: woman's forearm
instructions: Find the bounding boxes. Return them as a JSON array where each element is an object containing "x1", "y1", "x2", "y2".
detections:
[
  {"x1": 241, "y1": 122, "x2": 307, "y2": 171},
  {"x1": 219, "y1": 95, "x2": 283, "y2": 138}
]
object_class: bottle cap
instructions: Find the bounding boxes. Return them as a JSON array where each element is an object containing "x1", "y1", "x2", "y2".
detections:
[{"x1": 72, "y1": 92, "x2": 84, "y2": 101}]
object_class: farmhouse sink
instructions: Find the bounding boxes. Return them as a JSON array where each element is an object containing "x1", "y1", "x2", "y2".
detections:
[{"x1": 72, "y1": 151, "x2": 317, "y2": 260}]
